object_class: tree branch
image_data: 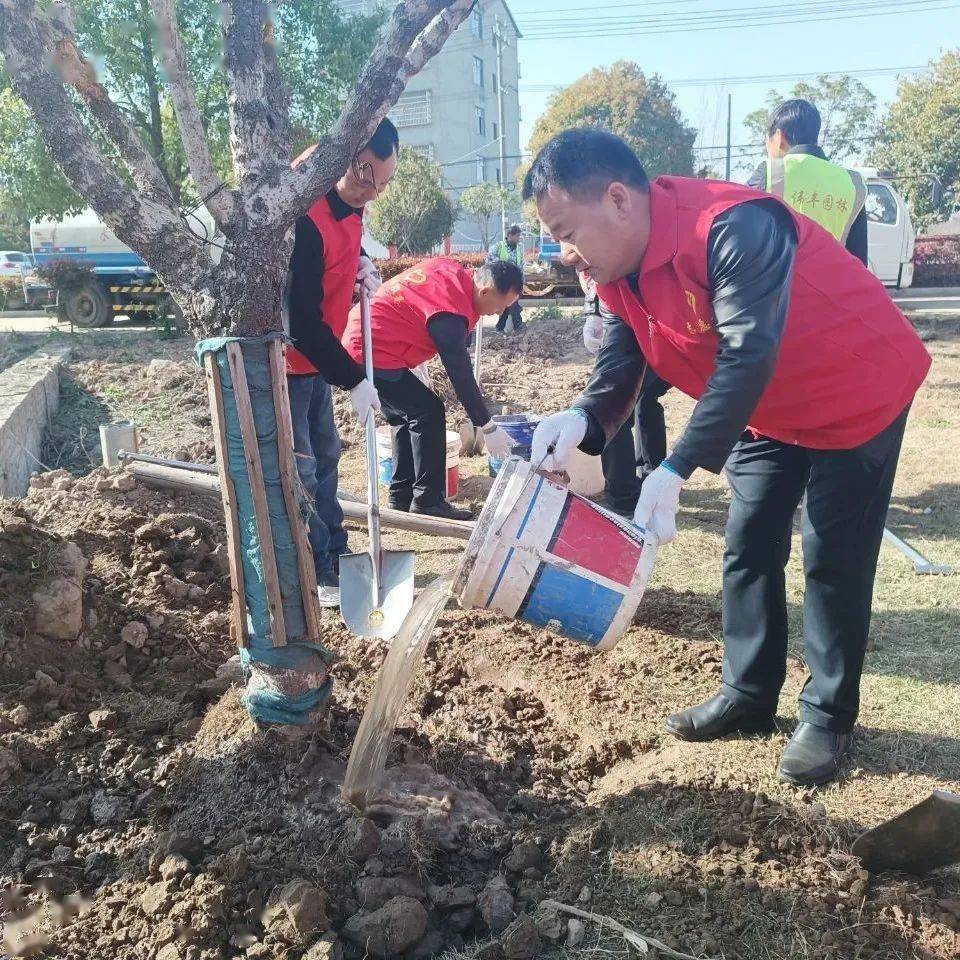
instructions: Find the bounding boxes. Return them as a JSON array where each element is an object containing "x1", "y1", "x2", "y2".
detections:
[
  {"x1": 222, "y1": 0, "x2": 290, "y2": 185},
  {"x1": 40, "y1": 0, "x2": 175, "y2": 206},
  {"x1": 150, "y1": 0, "x2": 237, "y2": 226},
  {"x1": 0, "y1": 0, "x2": 207, "y2": 291},
  {"x1": 254, "y1": 0, "x2": 474, "y2": 230}
]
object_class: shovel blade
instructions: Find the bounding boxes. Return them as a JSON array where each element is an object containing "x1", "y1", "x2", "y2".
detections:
[
  {"x1": 339, "y1": 549, "x2": 416, "y2": 640},
  {"x1": 852, "y1": 790, "x2": 960, "y2": 874}
]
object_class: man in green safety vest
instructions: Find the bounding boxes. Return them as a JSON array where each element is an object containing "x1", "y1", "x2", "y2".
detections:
[
  {"x1": 488, "y1": 224, "x2": 525, "y2": 332},
  {"x1": 748, "y1": 98, "x2": 868, "y2": 265}
]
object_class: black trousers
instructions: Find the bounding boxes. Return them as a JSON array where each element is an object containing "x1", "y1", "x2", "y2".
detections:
[
  {"x1": 602, "y1": 377, "x2": 671, "y2": 513},
  {"x1": 374, "y1": 369, "x2": 447, "y2": 509},
  {"x1": 721, "y1": 406, "x2": 909, "y2": 732},
  {"x1": 495, "y1": 301, "x2": 522, "y2": 331}
]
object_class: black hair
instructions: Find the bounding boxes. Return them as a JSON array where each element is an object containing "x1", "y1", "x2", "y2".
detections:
[
  {"x1": 363, "y1": 118, "x2": 400, "y2": 160},
  {"x1": 484, "y1": 260, "x2": 524, "y2": 294},
  {"x1": 522, "y1": 128, "x2": 649, "y2": 202},
  {"x1": 766, "y1": 99, "x2": 821, "y2": 146},
  {"x1": 507, "y1": 223, "x2": 522, "y2": 236}
]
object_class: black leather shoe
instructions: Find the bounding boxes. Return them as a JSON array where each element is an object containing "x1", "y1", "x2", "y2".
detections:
[
  {"x1": 387, "y1": 499, "x2": 411, "y2": 513},
  {"x1": 411, "y1": 501, "x2": 473, "y2": 521},
  {"x1": 665, "y1": 692, "x2": 776, "y2": 742},
  {"x1": 778, "y1": 722, "x2": 852, "y2": 786}
]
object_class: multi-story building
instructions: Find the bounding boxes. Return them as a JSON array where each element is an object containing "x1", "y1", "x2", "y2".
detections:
[{"x1": 337, "y1": 0, "x2": 522, "y2": 251}]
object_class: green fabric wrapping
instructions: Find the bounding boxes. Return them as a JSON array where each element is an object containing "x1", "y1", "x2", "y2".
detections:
[{"x1": 196, "y1": 334, "x2": 332, "y2": 724}]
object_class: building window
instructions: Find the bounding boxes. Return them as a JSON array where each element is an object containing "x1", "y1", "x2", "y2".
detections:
[
  {"x1": 493, "y1": 122, "x2": 499, "y2": 141},
  {"x1": 496, "y1": 167, "x2": 502, "y2": 185},
  {"x1": 411, "y1": 143, "x2": 435, "y2": 163},
  {"x1": 390, "y1": 90, "x2": 432, "y2": 128},
  {"x1": 471, "y1": 6, "x2": 483, "y2": 38},
  {"x1": 476, "y1": 158, "x2": 485, "y2": 182},
  {"x1": 476, "y1": 105, "x2": 485, "y2": 136},
  {"x1": 473, "y1": 56, "x2": 484, "y2": 87},
  {"x1": 492, "y1": 71, "x2": 497, "y2": 90}
]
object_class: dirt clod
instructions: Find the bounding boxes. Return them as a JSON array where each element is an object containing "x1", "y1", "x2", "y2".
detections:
[{"x1": 341, "y1": 895, "x2": 428, "y2": 957}]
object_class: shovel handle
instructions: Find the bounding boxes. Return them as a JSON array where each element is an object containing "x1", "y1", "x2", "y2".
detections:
[{"x1": 360, "y1": 289, "x2": 383, "y2": 601}]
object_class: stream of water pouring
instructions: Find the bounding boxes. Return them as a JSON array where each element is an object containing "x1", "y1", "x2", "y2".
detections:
[{"x1": 342, "y1": 575, "x2": 453, "y2": 808}]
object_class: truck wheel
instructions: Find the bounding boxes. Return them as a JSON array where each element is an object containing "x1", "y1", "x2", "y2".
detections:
[{"x1": 58, "y1": 282, "x2": 112, "y2": 328}]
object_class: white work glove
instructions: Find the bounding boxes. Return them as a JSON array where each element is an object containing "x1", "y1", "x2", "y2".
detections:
[
  {"x1": 355, "y1": 255, "x2": 381, "y2": 297},
  {"x1": 582, "y1": 314, "x2": 604, "y2": 355},
  {"x1": 481, "y1": 423, "x2": 513, "y2": 459},
  {"x1": 530, "y1": 409, "x2": 588, "y2": 472},
  {"x1": 349, "y1": 378, "x2": 381, "y2": 423},
  {"x1": 633, "y1": 464, "x2": 685, "y2": 545}
]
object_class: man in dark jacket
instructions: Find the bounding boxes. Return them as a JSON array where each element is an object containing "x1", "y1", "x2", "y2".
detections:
[
  {"x1": 525, "y1": 128, "x2": 929, "y2": 786},
  {"x1": 284, "y1": 119, "x2": 398, "y2": 608}
]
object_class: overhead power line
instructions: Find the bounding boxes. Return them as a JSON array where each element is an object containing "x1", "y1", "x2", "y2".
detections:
[
  {"x1": 518, "y1": 64, "x2": 927, "y2": 94},
  {"x1": 518, "y1": 0, "x2": 959, "y2": 38}
]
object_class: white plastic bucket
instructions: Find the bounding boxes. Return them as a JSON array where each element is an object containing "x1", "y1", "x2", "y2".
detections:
[
  {"x1": 566, "y1": 448, "x2": 605, "y2": 497},
  {"x1": 376, "y1": 425, "x2": 461, "y2": 500},
  {"x1": 452, "y1": 457, "x2": 658, "y2": 651}
]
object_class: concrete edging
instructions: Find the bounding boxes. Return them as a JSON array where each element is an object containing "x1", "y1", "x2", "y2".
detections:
[{"x1": 0, "y1": 345, "x2": 73, "y2": 497}]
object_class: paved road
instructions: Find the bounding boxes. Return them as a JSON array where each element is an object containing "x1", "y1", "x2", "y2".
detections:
[{"x1": 2, "y1": 286, "x2": 958, "y2": 334}]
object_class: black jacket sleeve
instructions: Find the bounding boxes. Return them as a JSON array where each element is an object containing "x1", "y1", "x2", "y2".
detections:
[
  {"x1": 845, "y1": 206, "x2": 869, "y2": 266},
  {"x1": 573, "y1": 300, "x2": 650, "y2": 454},
  {"x1": 286, "y1": 215, "x2": 365, "y2": 390},
  {"x1": 666, "y1": 199, "x2": 797, "y2": 477},
  {"x1": 426, "y1": 313, "x2": 491, "y2": 427},
  {"x1": 746, "y1": 161, "x2": 767, "y2": 190}
]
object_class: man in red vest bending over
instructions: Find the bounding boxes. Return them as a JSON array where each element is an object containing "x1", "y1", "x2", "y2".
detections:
[
  {"x1": 285, "y1": 119, "x2": 398, "y2": 608},
  {"x1": 342, "y1": 256, "x2": 522, "y2": 521},
  {"x1": 527, "y1": 129, "x2": 930, "y2": 786}
]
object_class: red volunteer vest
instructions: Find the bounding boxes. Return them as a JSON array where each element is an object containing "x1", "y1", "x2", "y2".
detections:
[
  {"x1": 285, "y1": 192, "x2": 363, "y2": 375},
  {"x1": 597, "y1": 177, "x2": 931, "y2": 450},
  {"x1": 342, "y1": 257, "x2": 479, "y2": 370}
]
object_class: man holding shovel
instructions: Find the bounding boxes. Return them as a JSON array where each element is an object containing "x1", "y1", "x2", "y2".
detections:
[
  {"x1": 284, "y1": 119, "x2": 398, "y2": 608},
  {"x1": 341, "y1": 256, "x2": 522, "y2": 521},
  {"x1": 526, "y1": 128, "x2": 930, "y2": 786}
]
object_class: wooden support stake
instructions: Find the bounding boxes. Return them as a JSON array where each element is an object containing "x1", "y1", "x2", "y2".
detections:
[
  {"x1": 203, "y1": 352, "x2": 249, "y2": 648},
  {"x1": 266, "y1": 339, "x2": 326, "y2": 641},
  {"x1": 225, "y1": 341, "x2": 287, "y2": 647}
]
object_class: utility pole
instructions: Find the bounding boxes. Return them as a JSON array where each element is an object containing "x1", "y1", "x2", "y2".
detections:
[
  {"x1": 494, "y1": 16, "x2": 508, "y2": 235},
  {"x1": 725, "y1": 93, "x2": 732, "y2": 181}
]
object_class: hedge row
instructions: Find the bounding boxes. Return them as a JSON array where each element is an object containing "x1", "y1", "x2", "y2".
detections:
[
  {"x1": 914, "y1": 235, "x2": 960, "y2": 286},
  {"x1": 374, "y1": 252, "x2": 487, "y2": 281}
]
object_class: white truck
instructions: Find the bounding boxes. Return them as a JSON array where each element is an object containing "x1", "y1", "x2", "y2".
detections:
[{"x1": 858, "y1": 170, "x2": 917, "y2": 289}]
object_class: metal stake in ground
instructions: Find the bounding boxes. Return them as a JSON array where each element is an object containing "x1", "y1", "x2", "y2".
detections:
[{"x1": 340, "y1": 288, "x2": 415, "y2": 640}]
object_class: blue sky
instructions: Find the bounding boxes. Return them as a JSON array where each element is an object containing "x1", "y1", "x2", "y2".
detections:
[{"x1": 508, "y1": 0, "x2": 959, "y2": 180}]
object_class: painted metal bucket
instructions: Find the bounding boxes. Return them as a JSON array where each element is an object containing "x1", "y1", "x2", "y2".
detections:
[{"x1": 453, "y1": 457, "x2": 658, "y2": 650}]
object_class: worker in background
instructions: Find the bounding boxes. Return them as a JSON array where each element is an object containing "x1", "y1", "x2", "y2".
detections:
[
  {"x1": 489, "y1": 223, "x2": 525, "y2": 332},
  {"x1": 342, "y1": 257, "x2": 522, "y2": 521},
  {"x1": 748, "y1": 98, "x2": 868, "y2": 264},
  {"x1": 285, "y1": 118, "x2": 398, "y2": 608},
  {"x1": 581, "y1": 271, "x2": 671, "y2": 516},
  {"x1": 526, "y1": 129, "x2": 930, "y2": 786}
]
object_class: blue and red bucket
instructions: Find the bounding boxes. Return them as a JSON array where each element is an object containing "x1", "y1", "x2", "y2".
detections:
[{"x1": 453, "y1": 457, "x2": 657, "y2": 650}]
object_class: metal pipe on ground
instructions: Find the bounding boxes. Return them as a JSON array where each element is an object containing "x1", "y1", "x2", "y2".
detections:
[{"x1": 123, "y1": 457, "x2": 475, "y2": 541}]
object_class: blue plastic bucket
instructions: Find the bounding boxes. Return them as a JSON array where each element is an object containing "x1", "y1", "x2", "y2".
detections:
[
  {"x1": 488, "y1": 413, "x2": 538, "y2": 476},
  {"x1": 453, "y1": 457, "x2": 658, "y2": 650}
]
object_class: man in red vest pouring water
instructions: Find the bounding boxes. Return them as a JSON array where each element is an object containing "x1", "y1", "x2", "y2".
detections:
[
  {"x1": 342, "y1": 256, "x2": 523, "y2": 520},
  {"x1": 526, "y1": 128, "x2": 930, "y2": 786},
  {"x1": 285, "y1": 119, "x2": 398, "y2": 608}
]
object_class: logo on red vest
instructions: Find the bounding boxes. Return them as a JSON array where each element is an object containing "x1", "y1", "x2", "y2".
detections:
[{"x1": 684, "y1": 290, "x2": 711, "y2": 336}]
